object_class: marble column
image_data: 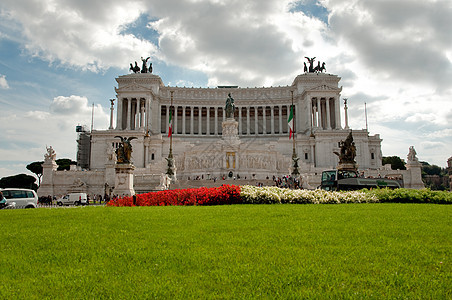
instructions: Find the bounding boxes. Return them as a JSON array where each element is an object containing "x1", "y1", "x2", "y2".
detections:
[
  {"x1": 238, "y1": 107, "x2": 242, "y2": 134},
  {"x1": 198, "y1": 107, "x2": 202, "y2": 136},
  {"x1": 263, "y1": 106, "x2": 267, "y2": 134},
  {"x1": 254, "y1": 106, "x2": 258, "y2": 136},
  {"x1": 174, "y1": 106, "x2": 178, "y2": 135},
  {"x1": 109, "y1": 99, "x2": 115, "y2": 130},
  {"x1": 312, "y1": 100, "x2": 317, "y2": 128},
  {"x1": 126, "y1": 98, "x2": 131, "y2": 130},
  {"x1": 182, "y1": 106, "x2": 186, "y2": 134},
  {"x1": 316, "y1": 98, "x2": 321, "y2": 128},
  {"x1": 326, "y1": 98, "x2": 331, "y2": 129},
  {"x1": 140, "y1": 100, "x2": 145, "y2": 129},
  {"x1": 214, "y1": 107, "x2": 218, "y2": 135},
  {"x1": 166, "y1": 105, "x2": 170, "y2": 135},
  {"x1": 335, "y1": 97, "x2": 341, "y2": 129},
  {"x1": 270, "y1": 106, "x2": 274, "y2": 134},
  {"x1": 278, "y1": 105, "x2": 282, "y2": 134},
  {"x1": 206, "y1": 107, "x2": 210, "y2": 135},
  {"x1": 146, "y1": 97, "x2": 152, "y2": 133},
  {"x1": 246, "y1": 107, "x2": 250, "y2": 135},
  {"x1": 190, "y1": 107, "x2": 194, "y2": 135},
  {"x1": 116, "y1": 98, "x2": 123, "y2": 130}
]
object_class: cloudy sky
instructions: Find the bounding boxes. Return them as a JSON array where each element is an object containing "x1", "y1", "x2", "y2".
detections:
[{"x1": 0, "y1": 0, "x2": 451, "y2": 179}]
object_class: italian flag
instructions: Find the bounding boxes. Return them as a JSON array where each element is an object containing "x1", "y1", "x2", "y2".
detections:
[
  {"x1": 288, "y1": 105, "x2": 294, "y2": 139},
  {"x1": 168, "y1": 108, "x2": 172, "y2": 137}
]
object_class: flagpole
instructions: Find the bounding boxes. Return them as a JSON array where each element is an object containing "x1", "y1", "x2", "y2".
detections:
[
  {"x1": 169, "y1": 91, "x2": 173, "y2": 159},
  {"x1": 166, "y1": 91, "x2": 175, "y2": 183},
  {"x1": 364, "y1": 101, "x2": 368, "y2": 133},
  {"x1": 291, "y1": 90, "x2": 299, "y2": 176},
  {"x1": 291, "y1": 91, "x2": 295, "y2": 152}
]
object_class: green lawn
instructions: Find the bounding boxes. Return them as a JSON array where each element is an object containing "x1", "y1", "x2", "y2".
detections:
[{"x1": 1, "y1": 204, "x2": 451, "y2": 299}]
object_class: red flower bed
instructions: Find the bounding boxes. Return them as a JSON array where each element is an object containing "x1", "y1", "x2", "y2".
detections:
[{"x1": 107, "y1": 185, "x2": 242, "y2": 207}]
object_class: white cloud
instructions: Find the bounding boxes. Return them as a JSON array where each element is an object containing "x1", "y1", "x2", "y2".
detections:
[
  {"x1": 0, "y1": 75, "x2": 9, "y2": 89},
  {"x1": 0, "y1": 95, "x2": 109, "y2": 175},
  {"x1": 427, "y1": 128, "x2": 452, "y2": 138},
  {"x1": 1, "y1": 0, "x2": 158, "y2": 71},
  {"x1": 146, "y1": 0, "x2": 331, "y2": 86},
  {"x1": 50, "y1": 95, "x2": 91, "y2": 115},
  {"x1": 326, "y1": 0, "x2": 452, "y2": 91},
  {"x1": 0, "y1": 0, "x2": 451, "y2": 172}
]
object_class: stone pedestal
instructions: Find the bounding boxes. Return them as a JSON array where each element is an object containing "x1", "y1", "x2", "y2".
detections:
[
  {"x1": 38, "y1": 159, "x2": 58, "y2": 197},
  {"x1": 406, "y1": 161, "x2": 424, "y2": 189},
  {"x1": 337, "y1": 162, "x2": 358, "y2": 171},
  {"x1": 114, "y1": 163, "x2": 135, "y2": 196},
  {"x1": 222, "y1": 118, "x2": 239, "y2": 143},
  {"x1": 221, "y1": 118, "x2": 240, "y2": 175}
]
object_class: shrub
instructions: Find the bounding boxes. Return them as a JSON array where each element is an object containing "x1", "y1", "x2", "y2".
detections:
[{"x1": 366, "y1": 188, "x2": 452, "y2": 205}]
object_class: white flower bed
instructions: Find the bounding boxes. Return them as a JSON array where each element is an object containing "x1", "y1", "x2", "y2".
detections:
[{"x1": 240, "y1": 186, "x2": 379, "y2": 204}]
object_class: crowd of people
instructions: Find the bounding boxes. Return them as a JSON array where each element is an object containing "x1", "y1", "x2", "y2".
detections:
[{"x1": 272, "y1": 175, "x2": 302, "y2": 189}]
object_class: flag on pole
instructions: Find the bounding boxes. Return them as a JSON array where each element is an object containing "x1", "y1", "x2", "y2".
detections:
[
  {"x1": 168, "y1": 108, "x2": 172, "y2": 137},
  {"x1": 288, "y1": 105, "x2": 294, "y2": 139}
]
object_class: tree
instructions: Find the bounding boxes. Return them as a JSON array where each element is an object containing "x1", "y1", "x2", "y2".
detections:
[
  {"x1": 421, "y1": 162, "x2": 449, "y2": 190},
  {"x1": 0, "y1": 174, "x2": 38, "y2": 190},
  {"x1": 56, "y1": 159, "x2": 77, "y2": 171},
  {"x1": 26, "y1": 161, "x2": 44, "y2": 186},
  {"x1": 382, "y1": 156, "x2": 406, "y2": 170},
  {"x1": 421, "y1": 162, "x2": 442, "y2": 176}
]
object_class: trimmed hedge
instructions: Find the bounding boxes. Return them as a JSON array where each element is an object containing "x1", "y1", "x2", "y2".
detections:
[{"x1": 367, "y1": 188, "x2": 452, "y2": 204}]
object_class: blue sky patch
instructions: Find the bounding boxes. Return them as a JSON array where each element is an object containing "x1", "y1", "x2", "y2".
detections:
[
  {"x1": 119, "y1": 13, "x2": 160, "y2": 47},
  {"x1": 289, "y1": 0, "x2": 329, "y2": 24}
]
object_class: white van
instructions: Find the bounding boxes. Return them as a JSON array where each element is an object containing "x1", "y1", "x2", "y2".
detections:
[
  {"x1": 57, "y1": 193, "x2": 88, "y2": 206},
  {"x1": 0, "y1": 188, "x2": 38, "y2": 208}
]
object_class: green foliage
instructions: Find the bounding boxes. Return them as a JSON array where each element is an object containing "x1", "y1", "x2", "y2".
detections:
[
  {"x1": 420, "y1": 162, "x2": 450, "y2": 190},
  {"x1": 26, "y1": 161, "x2": 43, "y2": 186},
  {"x1": 0, "y1": 173, "x2": 37, "y2": 190},
  {"x1": 422, "y1": 163, "x2": 444, "y2": 176},
  {"x1": 56, "y1": 158, "x2": 77, "y2": 171},
  {"x1": 366, "y1": 188, "x2": 452, "y2": 204},
  {"x1": 382, "y1": 156, "x2": 406, "y2": 170},
  {"x1": 0, "y1": 205, "x2": 450, "y2": 299}
]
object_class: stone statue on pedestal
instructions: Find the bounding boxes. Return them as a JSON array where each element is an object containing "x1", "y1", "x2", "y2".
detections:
[
  {"x1": 225, "y1": 93, "x2": 235, "y2": 119},
  {"x1": 114, "y1": 136, "x2": 137, "y2": 164},
  {"x1": 407, "y1": 146, "x2": 418, "y2": 163},
  {"x1": 334, "y1": 132, "x2": 357, "y2": 171},
  {"x1": 44, "y1": 146, "x2": 56, "y2": 162}
]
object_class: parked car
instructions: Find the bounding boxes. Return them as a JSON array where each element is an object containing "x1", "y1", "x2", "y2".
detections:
[
  {"x1": 0, "y1": 188, "x2": 38, "y2": 208},
  {"x1": 57, "y1": 193, "x2": 88, "y2": 206}
]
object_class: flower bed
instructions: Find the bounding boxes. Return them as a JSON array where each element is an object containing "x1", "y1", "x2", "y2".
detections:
[
  {"x1": 240, "y1": 185, "x2": 379, "y2": 204},
  {"x1": 108, "y1": 185, "x2": 451, "y2": 207},
  {"x1": 107, "y1": 184, "x2": 241, "y2": 207}
]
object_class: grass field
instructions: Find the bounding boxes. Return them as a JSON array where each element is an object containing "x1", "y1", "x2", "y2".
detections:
[{"x1": 1, "y1": 204, "x2": 451, "y2": 299}]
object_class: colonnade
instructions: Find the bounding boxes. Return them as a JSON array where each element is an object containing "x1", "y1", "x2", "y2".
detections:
[
  {"x1": 116, "y1": 98, "x2": 150, "y2": 131},
  {"x1": 310, "y1": 97, "x2": 340, "y2": 129},
  {"x1": 114, "y1": 96, "x2": 341, "y2": 134},
  {"x1": 161, "y1": 105, "x2": 293, "y2": 136}
]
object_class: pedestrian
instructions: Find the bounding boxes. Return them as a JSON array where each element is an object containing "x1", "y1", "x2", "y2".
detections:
[{"x1": 0, "y1": 191, "x2": 7, "y2": 209}]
